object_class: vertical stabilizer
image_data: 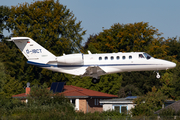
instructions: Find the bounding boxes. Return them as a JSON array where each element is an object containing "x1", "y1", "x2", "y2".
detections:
[{"x1": 9, "y1": 37, "x2": 55, "y2": 61}]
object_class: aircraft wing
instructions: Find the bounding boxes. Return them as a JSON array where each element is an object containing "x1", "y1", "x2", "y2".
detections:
[{"x1": 82, "y1": 66, "x2": 106, "y2": 78}]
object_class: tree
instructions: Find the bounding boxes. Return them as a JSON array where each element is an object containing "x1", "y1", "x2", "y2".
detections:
[
  {"x1": 84, "y1": 22, "x2": 163, "y2": 53},
  {"x1": 7, "y1": 0, "x2": 85, "y2": 55},
  {"x1": 2, "y1": 0, "x2": 86, "y2": 85},
  {"x1": 159, "y1": 72, "x2": 175, "y2": 99},
  {"x1": 0, "y1": 61, "x2": 23, "y2": 98},
  {"x1": 165, "y1": 61, "x2": 180, "y2": 100},
  {"x1": 66, "y1": 73, "x2": 122, "y2": 95},
  {"x1": 121, "y1": 71, "x2": 161, "y2": 95},
  {"x1": 165, "y1": 37, "x2": 180, "y2": 62},
  {"x1": 118, "y1": 84, "x2": 142, "y2": 98},
  {"x1": 0, "y1": 6, "x2": 10, "y2": 40},
  {"x1": 27, "y1": 83, "x2": 70, "y2": 107},
  {"x1": 83, "y1": 22, "x2": 177, "y2": 97},
  {"x1": 131, "y1": 86, "x2": 167, "y2": 116}
]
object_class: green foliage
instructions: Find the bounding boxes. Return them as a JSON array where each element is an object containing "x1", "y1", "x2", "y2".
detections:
[
  {"x1": 0, "y1": 6, "x2": 10, "y2": 39},
  {"x1": 159, "y1": 108, "x2": 176, "y2": 116},
  {"x1": 1, "y1": 76, "x2": 23, "y2": 99},
  {"x1": 83, "y1": 22, "x2": 175, "y2": 97},
  {"x1": 1, "y1": 1, "x2": 180, "y2": 118},
  {"x1": 75, "y1": 110, "x2": 126, "y2": 120},
  {"x1": 27, "y1": 83, "x2": 69, "y2": 107},
  {"x1": 118, "y1": 84, "x2": 141, "y2": 98},
  {"x1": 160, "y1": 72, "x2": 175, "y2": 99},
  {"x1": 7, "y1": 0, "x2": 85, "y2": 54},
  {"x1": 101, "y1": 110, "x2": 127, "y2": 116},
  {"x1": 0, "y1": 0, "x2": 86, "y2": 86},
  {"x1": 66, "y1": 73, "x2": 122, "y2": 95},
  {"x1": 0, "y1": 60, "x2": 23, "y2": 98},
  {"x1": 84, "y1": 22, "x2": 162, "y2": 53},
  {"x1": 121, "y1": 71, "x2": 161, "y2": 96},
  {"x1": 0, "y1": 84, "x2": 127, "y2": 119},
  {"x1": 131, "y1": 87, "x2": 167, "y2": 116}
]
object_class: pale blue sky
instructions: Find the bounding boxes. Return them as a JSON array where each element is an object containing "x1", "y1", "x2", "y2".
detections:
[{"x1": 2, "y1": 0, "x2": 180, "y2": 44}]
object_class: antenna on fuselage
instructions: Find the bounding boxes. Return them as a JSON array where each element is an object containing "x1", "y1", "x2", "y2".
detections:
[{"x1": 88, "y1": 50, "x2": 92, "y2": 54}]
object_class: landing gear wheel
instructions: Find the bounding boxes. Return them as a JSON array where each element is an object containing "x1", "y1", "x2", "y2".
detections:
[
  {"x1": 92, "y1": 78, "x2": 100, "y2": 84},
  {"x1": 156, "y1": 72, "x2": 160, "y2": 79}
]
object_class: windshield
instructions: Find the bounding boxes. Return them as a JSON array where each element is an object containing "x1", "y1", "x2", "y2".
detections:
[{"x1": 143, "y1": 53, "x2": 152, "y2": 60}]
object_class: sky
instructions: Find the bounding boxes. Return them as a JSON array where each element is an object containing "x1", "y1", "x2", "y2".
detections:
[{"x1": 1, "y1": 0, "x2": 180, "y2": 44}]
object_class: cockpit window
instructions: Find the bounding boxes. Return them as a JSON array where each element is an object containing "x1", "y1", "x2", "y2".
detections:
[{"x1": 143, "y1": 53, "x2": 152, "y2": 60}]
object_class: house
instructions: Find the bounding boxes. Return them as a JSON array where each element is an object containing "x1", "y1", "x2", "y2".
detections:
[
  {"x1": 155, "y1": 100, "x2": 178, "y2": 115},
  {"x1": 99, "y1": 96, "x2": 137, "y2": 114},
  {"x1": 12, "y1": 84, "x2": 118, "y2": 113}
]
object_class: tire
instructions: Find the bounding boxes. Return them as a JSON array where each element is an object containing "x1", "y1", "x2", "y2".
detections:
[{"x1": 92, "y1": 78, "x2": 99, "y2": 84}]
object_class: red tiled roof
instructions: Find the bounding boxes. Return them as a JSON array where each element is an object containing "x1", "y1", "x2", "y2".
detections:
[
  {"x1": 12, "y1": 93, "x2": 27, "y2": 98},
  {"x1": 63, "y1": 85, "x2": 118, "y2": 98},
  {"x1": 12, "y1": 85, "x2": 118, "y2": 98}
]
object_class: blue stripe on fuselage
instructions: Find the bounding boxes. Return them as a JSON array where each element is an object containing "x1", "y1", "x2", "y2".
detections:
[{"x1": 27, "y1": 61, "x2": 157, "y2": 68}]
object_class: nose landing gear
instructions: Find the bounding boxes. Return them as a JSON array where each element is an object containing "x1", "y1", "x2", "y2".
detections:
[{"x1": 156, "y1": 72, "x2": 160, "y2": 79}]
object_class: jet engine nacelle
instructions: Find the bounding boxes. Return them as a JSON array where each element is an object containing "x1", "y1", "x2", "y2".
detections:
[{"x1": 56, "y1": 53, "x2": 84, "y2": 64}]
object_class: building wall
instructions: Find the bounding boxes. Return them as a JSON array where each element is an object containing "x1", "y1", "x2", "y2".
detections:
[
  {"x1": 79, "y1": 99, "x2": 87, "y2": 113},
  {"x1": 86, "y1": 98, "x2": 103, "y2": 113},
  {"x1": 103, "y1": 104, "x2": 113, "y2": 111},
  {"x1": 127, "y1": 104, "x2": 135, "y2": 110},
  {"x1": 78, "y1": 98, "x2": 104, "y2": 113},
  {"x1": 103, "y1": 103, "x2": 135, "y2": 113}
]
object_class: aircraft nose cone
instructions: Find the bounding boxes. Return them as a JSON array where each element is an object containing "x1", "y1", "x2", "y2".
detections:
[
  {"x1": 169, "y1": 62, "x2": 176, "y2": 68},
  {"x1": 165, "y1": 61, "x2": 176, "y2": 69}
]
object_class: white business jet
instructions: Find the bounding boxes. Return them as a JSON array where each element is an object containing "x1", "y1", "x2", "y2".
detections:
[{"x1": 7, "y1": 37, "x2": 176, "y2": 84}]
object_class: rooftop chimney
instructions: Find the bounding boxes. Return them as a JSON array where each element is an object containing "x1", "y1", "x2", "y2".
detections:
[{"x1": 26, "y1": 82, "x2": 30, "y2": 95}]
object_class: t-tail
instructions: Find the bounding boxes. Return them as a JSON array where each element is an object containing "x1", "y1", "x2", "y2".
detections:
[{"x1": 7, "y1": 37, "x2": 56, "y2": 63}]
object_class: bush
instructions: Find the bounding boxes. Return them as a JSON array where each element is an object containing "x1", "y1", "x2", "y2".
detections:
[{"x1": 159, "y1": 108, "x2": 176, "y2": 116}]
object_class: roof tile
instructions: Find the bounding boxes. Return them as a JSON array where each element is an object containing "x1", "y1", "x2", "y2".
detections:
[{"x1": 12, "y1": 85, "x2": 118, "y2": 98}]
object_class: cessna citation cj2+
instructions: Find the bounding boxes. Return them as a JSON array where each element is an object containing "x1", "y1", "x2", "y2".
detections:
[{"x1": 7, "y1": 37, "x2": 176, "y2": 84}]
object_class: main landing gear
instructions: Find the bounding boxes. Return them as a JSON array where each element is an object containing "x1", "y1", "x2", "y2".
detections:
[{"x1": 91, "y1": 78, "x2": 100, "y2": 84}]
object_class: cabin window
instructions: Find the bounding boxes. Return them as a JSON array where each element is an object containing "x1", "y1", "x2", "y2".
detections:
[
  {"x1": 116, "y1": 56, "x2": 120, "y2": 60},
  {"x1": 129, "y1": 56, "x2": 132, "y2": 59},
  {"x1": 105, "y1": 56, "x2": 108, "y2": 60},
  {"x1": 139, "y1": 54, "x2": 144, "y2": 58},
  {"x1": 99, "y1": 57, "x2": 102, "y2": 60},
  {"x1": 122, "y1": 56, "x2": 126, "y2": 60},
  {"x1": 111, "y1": 56, "x2": 114, "y2": 60}
]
